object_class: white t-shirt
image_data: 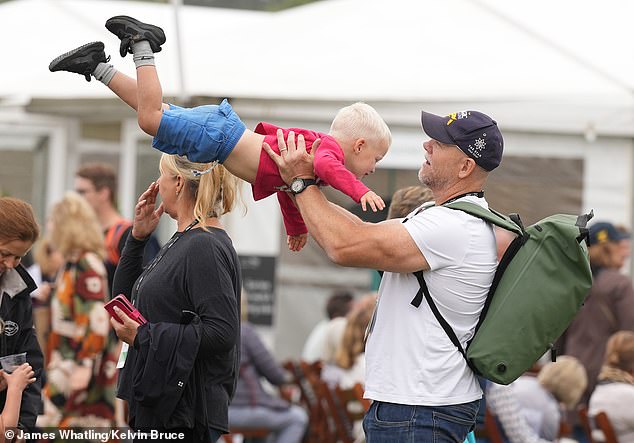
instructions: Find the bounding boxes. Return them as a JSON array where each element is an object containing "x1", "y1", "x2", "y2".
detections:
[{"x1": 364, "y1": 195, "x2": 497, "y2": 405}]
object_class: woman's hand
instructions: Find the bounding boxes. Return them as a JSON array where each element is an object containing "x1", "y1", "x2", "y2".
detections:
[
  {"x1": 110, "y1": 306, "x2": 140, "y2": 345},
  {"x1": 131, "y1": 182, "x2": 164, "y2": 240}
]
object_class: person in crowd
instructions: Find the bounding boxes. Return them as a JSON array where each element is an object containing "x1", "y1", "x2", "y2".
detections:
[
  {"x1": 50, "y1": 17, "x2": 391, "y2": 252},
  {"x1": 0, "y1": 197, "x2": 45, "y2": 432},
  {"x1": 302, "y1": 290, "x2": 353, "y2": 363},
  {"x1": 615, "y1": 224, "x2": 631, "y2": 271},
  {"x1": 387, "y1": 186, "x2": 483, "y2": 443},
  {"x1": 487, "y1": 356, "x2": 587, "y2": 442},
  {"x1": 110, "y1": 154, "x2": 242, "y2": 443},
  {"x1": 229, "y1": 304, "x2": 308, "y2": 443},
  {"x1": 264, "y1": 109, "x2": 504, "y2": 442},
  {"x1": 386, "y1": 185, "x2": 434, "y2": 219},
  {"x1": 589, "y1": 330, "x2": 634, "y2": 443},
  {"x1": 325, "y1": 293, "x2": 377, "y2": 389},
  {"x1": 564, "y1": 221, "x2": 634, "y2": 407},
  {"x1": 27, "y1": 236, "x2": 63, "y2": 364},
  {"x1": 0, "y1": 363, "x2": 36, "y2": 441},
  {"x1": 74, "y1": 162, "x2": 160, "y2": 295},
  {"x1": 37, "y1": 192, "x2": 117, "y2": 428}
]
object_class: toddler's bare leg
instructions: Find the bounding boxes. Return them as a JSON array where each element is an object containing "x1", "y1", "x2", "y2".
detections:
[
  {"x1": 107, "y1": 71, "x2": 139, "y2": 111},
  {"x1": 135, "y1": 65, "x2": 165, "y2": 137}
]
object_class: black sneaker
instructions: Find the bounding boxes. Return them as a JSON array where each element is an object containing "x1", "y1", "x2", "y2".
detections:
[
  {"x1": 48, "y1": 42, "x2": 110, "y2": 82},
  {"x1": 105, "y1": 15, "x2": 166, "y2": 58}
]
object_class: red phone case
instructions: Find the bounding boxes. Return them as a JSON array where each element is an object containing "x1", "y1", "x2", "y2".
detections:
[{"x1": 104, "y1": 294, "x2": 147, "y2": 325}]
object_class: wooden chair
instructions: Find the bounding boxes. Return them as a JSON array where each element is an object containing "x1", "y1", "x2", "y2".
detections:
[
  {"x1": 328, "y1": 383, "x2": 371, "y2": 443},
  {"x1": 594, "y1": 411, "x2": 620, "y2": 443},
  {"x1": 283, "y1": 360, "x2": 335, "y2": 443},
  {"x1": 482, "y1": 407, "x2": 505, "y2": 443},
  {"x1": 577, "y1": 405, "x2": 597, "y2": 443}
]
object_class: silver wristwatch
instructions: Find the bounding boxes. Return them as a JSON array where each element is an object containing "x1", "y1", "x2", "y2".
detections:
[{"x1": 289, "y1": 177, "x2": 317, "y2": 195}]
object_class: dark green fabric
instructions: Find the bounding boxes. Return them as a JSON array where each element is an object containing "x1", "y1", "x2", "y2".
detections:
[{"x1": 445, "y1": 203, "x2": 592, "y2": 384}]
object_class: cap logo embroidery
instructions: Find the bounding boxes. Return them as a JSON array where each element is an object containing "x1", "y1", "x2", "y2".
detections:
[
  {"x1": 446, "y1": 111, "x2": 470, "y2": 126},
  {"x1": 467, "y1": 134, "x2": 488, "y2": 159},
  {"x1": 597, "y1": 230, "x2": 608, "y2": 243}
]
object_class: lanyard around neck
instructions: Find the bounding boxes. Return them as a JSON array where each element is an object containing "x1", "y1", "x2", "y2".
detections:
[
  {"x1": 133, "y1": 219, "x2": 199, "y2": 298},
  {"x1": 441, "y1": 191, "x2": 484, "y2": 206}
]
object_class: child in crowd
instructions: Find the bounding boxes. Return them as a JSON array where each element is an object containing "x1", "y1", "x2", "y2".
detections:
[
  {"x1": 0, "y1": 363, "x2": 36, "y2": 440},
  {"x1": 49, "y1": 16, "x2": 391, "y2": 251}
]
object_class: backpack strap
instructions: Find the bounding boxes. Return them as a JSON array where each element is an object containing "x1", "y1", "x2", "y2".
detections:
[
  {"x1": 443, "y1": 201, "x2": 524, "y2": 236},
  {"x1": 408, "y1": 200, "x2": 526, "y2": 375},
  {"x1": 412, "y1": 270, "x2": 479, "y2": 374}
]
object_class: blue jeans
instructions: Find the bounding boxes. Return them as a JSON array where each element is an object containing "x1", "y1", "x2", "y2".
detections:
[{"x1": 363, "y1": 399, "x2": 481, "y2": 443}]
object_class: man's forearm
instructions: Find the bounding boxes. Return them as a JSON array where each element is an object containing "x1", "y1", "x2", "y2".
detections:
[
  {"x1": 294, "y1": 186, "x2": 365, "y2": 266},
  {"x1": 329, "y1": 201, "x2": 364, "y2": 224}
]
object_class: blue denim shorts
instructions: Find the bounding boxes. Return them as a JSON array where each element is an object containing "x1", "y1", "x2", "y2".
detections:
[{"x1": 153, "y1": 99, "x2": 246, "y2": 164}]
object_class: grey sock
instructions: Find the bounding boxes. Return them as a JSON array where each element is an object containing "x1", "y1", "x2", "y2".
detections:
[
  {"x1": 132, "y1": 40, "x2": 155, "y2": 68},
  {"x1": 92, "y1": 62, "x2": 117, "y2": 86}
]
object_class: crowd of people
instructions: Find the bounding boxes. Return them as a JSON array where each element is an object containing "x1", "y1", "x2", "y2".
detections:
[{"x1": 0, "y1": 11, "x2": 632, "y2": 443}]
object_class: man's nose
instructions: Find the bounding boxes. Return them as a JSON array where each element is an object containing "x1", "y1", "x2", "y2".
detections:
[{"x1": 423, "y1": 140, "x2": 432, "y2": 152}]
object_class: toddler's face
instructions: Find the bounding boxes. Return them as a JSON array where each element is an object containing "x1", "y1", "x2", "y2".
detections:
[{"x1": 346, "y1": 140, "x2": 389, "y2": 179}]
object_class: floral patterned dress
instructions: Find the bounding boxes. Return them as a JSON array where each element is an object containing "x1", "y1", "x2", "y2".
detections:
[{"x1": 39, "y1": 251, "x2": 118, "y2": 427}]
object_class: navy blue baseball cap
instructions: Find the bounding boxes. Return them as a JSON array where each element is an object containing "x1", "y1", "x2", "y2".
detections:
[
  {"x1": 588, "y1": 221, "x2": 630, "y2": 246},
  {"x1": 421, "y1": 110, "x2": 504, "y2": 171}
]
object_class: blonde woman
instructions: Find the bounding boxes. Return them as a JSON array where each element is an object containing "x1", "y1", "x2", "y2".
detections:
[
  {"x1": 487, "y1": 356, "x2": 587, "y2": 442},
  {"x1": 332, "y1": 293, "x2": 377, "y2": 389},
  {"x1": 589, "y1": 331, "x2": 634, "y2": 443},
  {"x1": 110, "y1": 155, "x2": 242, "y2": 443},
  {"x1": 39, "y1": 191, "x2": 116, "y2": 428}
]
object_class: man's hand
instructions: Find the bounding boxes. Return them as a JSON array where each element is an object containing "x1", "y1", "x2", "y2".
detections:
[
  {"x1": 110, "y1": 306, "x2": 140, "y2": 345},
  {"x1": 263, "y1": 129, "x2": 319, "y2": 184},
  {"x1": 360, "y1": 191, "x2": 386, "y2": 212},
  {"x1": 287, "y1": 234, "x2": 308, "y2": 252}
]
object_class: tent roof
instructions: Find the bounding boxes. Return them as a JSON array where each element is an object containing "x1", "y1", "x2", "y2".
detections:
[
  {"x1": 1, "y1": 0, "x2": 633, "y2": 134},
  {"x1": 1, "y1": 0, "x2": 632, "y2": 102}
]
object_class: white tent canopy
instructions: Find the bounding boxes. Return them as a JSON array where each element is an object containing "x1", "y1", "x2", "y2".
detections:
[{"x1": 1, "y1": 0, "x2": 633, "y2": 135}]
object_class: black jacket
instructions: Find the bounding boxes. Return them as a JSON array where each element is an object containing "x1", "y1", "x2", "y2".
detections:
[
  {"x1": 0, "y1": 264, "x2": 44, "y2": 430},
  {"x1": 118, "y1": 313, "x2": 217, "y2": 442}
]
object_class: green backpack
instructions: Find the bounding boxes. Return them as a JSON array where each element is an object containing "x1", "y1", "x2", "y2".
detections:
[{"x1": 410, "y1": 202, "x2": 593, "y2": 385}]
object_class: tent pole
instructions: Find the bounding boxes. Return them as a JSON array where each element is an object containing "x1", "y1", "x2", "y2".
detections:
[{"x1": 171, "y1": 0, "x2": 189, "y2": 105}]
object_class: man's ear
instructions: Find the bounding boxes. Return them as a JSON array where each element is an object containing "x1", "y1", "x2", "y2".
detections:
[
  {"x1": 457, "y1": 158, "x2": 477, "y2": 179},
  {"x1": 353, "y1": 138, "x2": 366, "y2": 154}
]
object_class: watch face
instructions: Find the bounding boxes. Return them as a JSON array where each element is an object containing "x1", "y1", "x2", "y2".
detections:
[{"x1": 291, "y1": 180, "x2": 303, "y2": 193}]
